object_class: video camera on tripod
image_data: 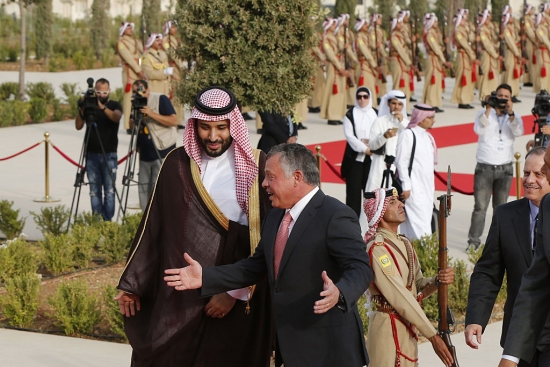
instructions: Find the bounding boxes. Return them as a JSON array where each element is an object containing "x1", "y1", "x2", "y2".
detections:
[
  {"x1": 78, "y1": 78, "x2": 99, "y2": 125},
  {"x1": 531, "y1": 90, "x2": 550, "y2": 147}
]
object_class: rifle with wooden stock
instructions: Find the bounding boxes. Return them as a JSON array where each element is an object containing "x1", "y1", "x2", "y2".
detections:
[
  {"x1": 412, "y1": 15, "x2": 422, "y2": 82},
  {"x1": 344, "y1": 25, "x2": 355, "y2": 88},
  {"x1": 141, "y1": 15, "x2": 147, "y2": 50},
  {"x1": 475, "y1": 10, "x2": 484, "y2": 76},
  {"x1": 437, "y1": 166, "x2": 459, "y2": 367},
  {"x1": 374, "y1": 18, "x2": 388, "y2": 84},
  {"x1": 500, "y1": 14, "x2": 507, "y2": 72},
  {"x1": 442, "y1": 14, "x2": 456, "y2": 78}
]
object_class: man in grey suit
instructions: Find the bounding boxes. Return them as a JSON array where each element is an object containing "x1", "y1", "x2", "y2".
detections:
[
  {"x1": 164, "y1": 143, "x2": 373, "y2": 367},
  {"x1": 465, "y1": 147, "x2": 550, "y2": 367},
  {"x1": 498, "y1": 145, "x2": 550, "y2": 367}
]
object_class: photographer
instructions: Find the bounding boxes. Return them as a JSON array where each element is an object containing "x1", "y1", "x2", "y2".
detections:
[
  {"x1": 467, "y1": 84, "x2": 524, "y2": 251},
  {"x1": 75, "y1": 78, "x2": 123, "y2": 221},
  {"x1": 131, "y1": 79, "x2": 177, "y2": 210}
]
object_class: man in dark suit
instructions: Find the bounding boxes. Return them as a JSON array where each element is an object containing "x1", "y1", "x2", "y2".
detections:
[
  {"x1": 164, "y1": 143, "x2": 373, "y2": 367},
  {"x1": 464, "y1": 147, "x2": 550, "y2": 367},
  {"x1": 257, "y1": 111, "x2": 298, "y2": 153}
]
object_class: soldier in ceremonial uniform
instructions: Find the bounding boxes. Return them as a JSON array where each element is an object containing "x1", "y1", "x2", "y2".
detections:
[
  {"x1": 364, "y1": 187, "x2": 455, "y2": 367},
  {"x1": 390, "y1": 18, "x2": 413, "y2": 103},
  {"x1": 162, "y1": 20, "x2": 185, "y2": 128},
  {"x1": 320, "y1": 18, "x2": 351, "y2": 125},
  {"x1": 535, "y1": 12, "x2": 550, "y2": 93},
  {"x1": 142, "y1": 33, "x2": 171, "y2": 96},
  {"x1": 370, "y1": 14, "x2": 388, "y2": 100},
  {"x1": 523, "y1": 5, "x2": 537, "y2": 88},
  {"x1": 422, "y1": 13, "x2": 450, "y2": 112},
  {"x1": 355, "y1": 18, "x2": 379, "y2": 108},
  {"x1": 451, "y1": 13, "x2": 477, "y2": 109},
  {"x1": 501, "y1": 12, "x2": 522, "y2": 103},
  {"x1": 116, "y1": 22, "x2": 145, "y2": 131},
  {"x1": 336, "y1": 14, "x2": 358, "y2": 108},
  {"x1": 478, "y1": 10, "x2": 501, "y2": 101},
  {"x1": 308, "y1": 34, "x2": 326, "y2": 113},
  {"x1": 398, "y1": 10, "x2": 417, "y2": 102}
]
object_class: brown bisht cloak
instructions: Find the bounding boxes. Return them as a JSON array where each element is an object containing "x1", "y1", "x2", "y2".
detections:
[{"x1": 118, "y1": 146, "x2": 273, "y2": 367}]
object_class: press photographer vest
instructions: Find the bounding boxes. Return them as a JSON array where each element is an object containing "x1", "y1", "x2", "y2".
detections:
[{"x1": 145, "y1": 93, "x2": 177, "y2": 150}]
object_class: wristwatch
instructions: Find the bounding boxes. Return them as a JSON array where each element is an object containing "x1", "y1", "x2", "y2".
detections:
[
  {"x1": 102, "y1": 106, "x2": 107, "y2": 111},
  {"x1": 509, "y1": 111, "x2": 515, "y2": 117}
]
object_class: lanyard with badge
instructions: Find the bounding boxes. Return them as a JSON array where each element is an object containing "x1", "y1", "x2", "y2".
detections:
[{"x1": 497, "y1": 113, "x2": 506, "y2": 151}]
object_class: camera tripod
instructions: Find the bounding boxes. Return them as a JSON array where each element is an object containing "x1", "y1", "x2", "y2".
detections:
[
  {"x1": 67, "y1": 112, "x2": 124, "y2": 230},
  {"x1": 117, "y1": 108, "x2": 163, "y2": 220}
]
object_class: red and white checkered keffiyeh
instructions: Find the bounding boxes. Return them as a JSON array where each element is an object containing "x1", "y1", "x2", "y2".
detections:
[
  {"x1": 183, "y1": 87, "x2": 258, "y2": 216},
  {"x1": 364, "y1": 188, "x2": 397, "y2": 242}
]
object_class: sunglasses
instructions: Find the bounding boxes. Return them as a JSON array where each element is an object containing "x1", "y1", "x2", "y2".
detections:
[
  {"x1": 357, "y1": 94, "x2": 370, "y2": 100},
  {"x1": 95, "y1": 90, "x2": 110, "y2": 96}
]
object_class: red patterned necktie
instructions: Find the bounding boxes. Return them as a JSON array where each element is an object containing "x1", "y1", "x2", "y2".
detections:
[{"x1": 273, "y1": 212, "x2": 292, "y2": 279}]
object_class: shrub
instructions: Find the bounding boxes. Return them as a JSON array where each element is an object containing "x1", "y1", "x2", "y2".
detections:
[
  {"x1": 48, "y1": 279, "x2": 103, "y2": 335},
  {"x1": 52, "y1": 98, "x2": 66, "y2": 121},
  {"x1": 39, "y1": 233, "x2": 74, "y2": 275},
  {"x1": 466, "y1": 243, "x2": 508, "y2": 304},
  {"x1": 100, "y1": 48, "x2": 117, "y2": 68},
  {"x1": 98, "y1": 221, "x2": 132, "y2": 263},
  {"x1": 30, "y1": 205, "x2": 70, "y2": 236},
  {"x1": 72, "y1": 50, "x2": 85, "y2": 70},
  {"x1": 60, "y1": 83, "x2": 80, "y2": 100},
  {"x1": 0, "y1": 239, "x2": 39, "y2": 282},
  {"x1": 0, "y1": 100, "x2": 28, "y2": 127},
  {"x1": 120, "y1": 212, "x2": 143, "y2": 240},
  {"x1": 66, "y1": 95, "x2": 81, "y2": 118},
  {"x1": 1, "y1": 274, "x2": 41, "y2": 328},
  {"x1": 102, "y1": 285, "x2": 127, "y2": 339},
  {"x1": 0, "y1": 82, "x2": 19, "y2": 100},
  {"x1": 0, "y1": 200, "x2": 27, "y2": 240},
  {"x1": 73, "y1": 211, "x2": 103, "y2": 227},
  {"x1": 8, "y1": 46, "x2": 17, "y2": 62},
  {"x1": 69, "y1": 224, "x2": 100, "y2": 269},
  {"x1": 28, "y1": 98, "x2": 48, "y2": 122},
  {"x1": 110, "y1": 87, "x2": 124, "y2": 104},
  {"x1": 26, "y1": 82, "x2": 55, "y2": 103}
]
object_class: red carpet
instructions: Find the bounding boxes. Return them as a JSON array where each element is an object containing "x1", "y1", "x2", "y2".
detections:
[{"x1": 306, "y1": 113, "x2": 532, "y2": 197}]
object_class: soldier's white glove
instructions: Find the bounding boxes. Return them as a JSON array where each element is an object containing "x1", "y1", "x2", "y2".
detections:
[{"x1": 164, "y1": 67, "x2": 174, "y2": 76}]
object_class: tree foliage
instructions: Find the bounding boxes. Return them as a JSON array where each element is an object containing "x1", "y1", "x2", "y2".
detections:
[
  {"x1": 34, "y1": 0, "x2": 52, "y2": 62},
  {"x1": 334, "y1": 0, "x2": 356, "y2": 25},
  {"x1": 142, "y1": 0, "x2": 162, "y2": 34},
  {"x1": 374, "y1": 0, "x2": 396, "y2": 32},
  {"x1": 175, "y1": 0, "x2": 319, "y2": 114},
  {"x1": 409, "y1": 0, "x2": 428, "y2": 22},
  {"x1": 90, "y1": 0, "x2": 110, "y2": 60}
]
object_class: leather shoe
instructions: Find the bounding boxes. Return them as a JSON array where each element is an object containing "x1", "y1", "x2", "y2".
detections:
[
  {"x1": 297, "y1": 122, "x2": 307, "y2": 130},
  {"x1": 257, "y1": 128, "x2": 263, "y2": 134},
  {"x1": 512, "y1": 96, "x2": 521, "y2": 103},
  {"x1": 328, "y1": 120, "x2": 340, "y2": 125},
  {"x1": 308, "y1": 107, "x2": 321, "y2": 113},
  {"x1": 458, "y1": 104, "x2": 474, "y2": 109},
  {"x1": 524, "y1": 83, "x2": 533, "y2": 87},
  {"x1": 434, "y1": 107, "x2": 444, "y2": 113},
  {"x1": 410, "y1": 97, "x2": 417, "y2": 102}
]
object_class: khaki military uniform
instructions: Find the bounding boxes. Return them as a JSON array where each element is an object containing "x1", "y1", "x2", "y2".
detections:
[
  {"x1": 451, "y1": 26, "x2": 476, "y2": 105},
  {"x1": 337, "y1": 27, "x2": 358, "y2": 107},
  {"x1": 366, "y1": 228, "x2": 437, "y2": 367},
  {"x1": 478, "y1": 24, "x2": 500, "y2": 100},
  {"x1": 163, "y1": 35, "x2": 185, "y2": 125},
  {"x1": 355, "y1": 31, "x2": 379, "y2": 108},
  {"x1": 535, "y1": 21, "x2": 550, "y2": 93},
  {"x1": 390, "y1": 29, "x2": 413, "y2": 101},
  {"x1": 308, "y1": 45, "x2": 326, "y2": 109},
  {"x1": 501, "y1": 22, "x2": 522, "y2": 97},
  {"x1": 422, "y1": 28, "x2": 446, "y2": 107},
  {"x1": 320, "y1": 32, "x2": 347, "y2": 122},
  {"x1": 402, "y1": 22, "x2": 416, "y2": 96},
  {"x1": 142, "y1": 48, "x2": 170, "y2": 96},
  {"x1": 524, "y1": 15, "x2": 537, "y2": 85},
  {"x1": 116, "y1": 35, "x2": 144, "y2": 129},
  {"x1": 372, "y1": 26, "x2": 389, "y2": 98}
]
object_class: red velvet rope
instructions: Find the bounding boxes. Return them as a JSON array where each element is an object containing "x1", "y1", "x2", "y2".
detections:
[
  {"x1": 319, "y1": 154, "x2": 345, "y2": 181},
  {"x1": 0, "y1": 142, "x2": 42, "y2": 161},
  {"x1": 51, "y1": 143, "x2": 134, "y2": 169},
  {"x1": 434, "y1": 170, "x2": 474, "y2": 195}
]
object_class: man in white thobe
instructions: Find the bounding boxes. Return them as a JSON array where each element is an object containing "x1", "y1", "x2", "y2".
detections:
[
  {"x1": 395, "y1": 104, "x2": 437, "y2": 240},
  {"x1": 365, "y1": 90, "x2": 409, "y2": 192}
]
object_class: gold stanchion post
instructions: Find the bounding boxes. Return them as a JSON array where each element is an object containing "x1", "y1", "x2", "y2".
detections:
[
  {"x1": 514, "y1": 152, "x2": 521, "y2": 200},
  {"x1": 315, "y1": 145, "x2": 322, "y2": 189},
  {"x1": 34, "y1": 132, "x2": 60, "y2": 203}
]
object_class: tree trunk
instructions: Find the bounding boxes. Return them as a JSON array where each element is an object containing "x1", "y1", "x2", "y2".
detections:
[{"x1": 18, "y1": 0, "x2": 26, "y2": 101}]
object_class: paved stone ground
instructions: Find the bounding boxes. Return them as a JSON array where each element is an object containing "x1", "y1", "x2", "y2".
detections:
[{"x1": 0, "y1": 67, "x2": 536, "y2": 365}]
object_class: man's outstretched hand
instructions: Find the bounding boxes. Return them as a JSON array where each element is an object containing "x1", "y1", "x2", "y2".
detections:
[
  {"x1": 114, "y1": 291, "x2": 141, "y2": 317},
  {"x1": 313, "y1": 271, "x2": 340, "y2": 314},
  {"x1": 164, "y1": 253, "x2": 203, "y2": 290}
]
